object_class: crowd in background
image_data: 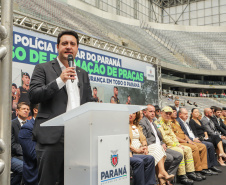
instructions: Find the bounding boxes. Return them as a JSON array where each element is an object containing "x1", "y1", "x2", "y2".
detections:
[
  {"x1": 11, "y1": 95, "x2": 226, "y2": 185},
  {"x1": 130, "y1": 100, "x2": 226, "y2": 185}
]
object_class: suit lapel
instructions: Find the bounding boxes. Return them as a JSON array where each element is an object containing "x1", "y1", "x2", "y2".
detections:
[
  {"x1": 76, "y1": 67, "x2": 83, "y2": 101},
  {"x1": 52, "y1": 58, "x2": 62, "y2": 77},
  {"x1": 145, "y1": 117, "x2": 156, "y2": 138},
  {"x1": 16, "y1": 119, "x2": 21, "y2": 130},
  {"x1": 52, "y1": 58, "x2": 67, "y2": 93}
]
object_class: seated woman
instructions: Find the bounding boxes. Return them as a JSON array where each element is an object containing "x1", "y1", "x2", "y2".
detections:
[
  {"x1": 129, "y1": 112, "x2": 174, "y2": 185},
  {"x1": 189, "y1": 108, "x2": 226, "y2": 166}
]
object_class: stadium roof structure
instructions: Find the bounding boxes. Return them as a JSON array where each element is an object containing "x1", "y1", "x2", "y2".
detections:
[{"x1": 153, "y1": 0, "x2": 205, "y2": 8}]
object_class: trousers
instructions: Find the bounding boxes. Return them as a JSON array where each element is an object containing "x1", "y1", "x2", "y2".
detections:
[
  {"x1": 11, "y1": 157, "x2": 23, "y2": 185},
  {"x1": 165, "y1": 148, "x2": 183, "y2": 176},
  {"x1": 169, "y1": 145, "x2": 194, "y2": 176},
  {"x1": 181, "y1": 142, "x2": 208, "y2": 171},
  {"x1": 130, "y1": 155, "x2": 156, "y2": 185}
]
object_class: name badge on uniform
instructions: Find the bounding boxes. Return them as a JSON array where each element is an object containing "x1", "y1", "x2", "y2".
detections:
[{"x1": 157, "y1": 124, "x2": 161, "y2": 128}]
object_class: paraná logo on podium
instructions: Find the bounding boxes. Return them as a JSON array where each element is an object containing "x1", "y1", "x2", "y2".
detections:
[{"x1": 111, "y1": 150, "x2": 118, "y2": 167}]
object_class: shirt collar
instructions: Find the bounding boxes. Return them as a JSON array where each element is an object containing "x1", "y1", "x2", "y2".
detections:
[
  {"x1": 57, "y1": 57, "x2": 76, "y2": 70},
  {"x1": 179, "y1": 117, "x2": 186, "y2": 124},
  {"x1": 17, "y1": 117, "x2": 26, "y2": 124},
  {"x1": 205, "y1": 116, "x2": 210, "y2": 121},
  {"x1": 57, "y1": 57, "x2": 65, "y2": 70}
]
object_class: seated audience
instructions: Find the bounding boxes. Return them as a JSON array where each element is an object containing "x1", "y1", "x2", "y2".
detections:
[
  {"x1": 170, "y1": 106, "x2": 210, "y2": 179},
  {"x1": 18, "y1": 103, "x2": 39, "y2": 185},
  {"x1": 187, "y1": 100, "x2": 192, "y2": 105},
  {"x1": 140, "y1": 105, "x2": 183, "y2": 185},
  {"x1": 129, "y1": 112, "x2": 174, "y2": 185},
  {"x1": 177, "y1": 108, "x2": 221, "y2": 174},
  {"x1": 211, "y1": 107, "x2": 226, "y2": 137},
  {"x1": 155, "y1": 106, "x2": 199, "y2": 185},
  {"x1": 11, "y1": 102, "x2": 30, "y2": 185},
  {"x1": 130, "y1": 152, "x2": 156, "y2": 185},
  {"x1": 213, "y1": 92, "x2": 218, "y2": 98},
  {"x1": 190, "y1": 108, "x2": 226, "y2": 166},
  {"x1": 201, "y1": 108, "x2": 226, "y2": 150},
  {"x1": 193, "y1": 102, "x2": 198, "y2": 107}
]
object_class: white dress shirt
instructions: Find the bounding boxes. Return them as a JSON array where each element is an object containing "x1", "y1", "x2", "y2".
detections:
[
  {"x1": 180, "y1": 118, "x2": 195, "y2": 139},
  {"x1": 148, "y1": 119, "x2": 161, "y2": 145},
  {"x1": 56, "y1": 57, "x2": 80, "y2": 112},
  {"x1": 18, "y1": 117, "x2": 27, "y2": 127}
]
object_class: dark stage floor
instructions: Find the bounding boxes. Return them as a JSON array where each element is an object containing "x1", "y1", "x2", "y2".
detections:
[{"x1": 175, "y1": 166, "x2": 226, "y2": 185}]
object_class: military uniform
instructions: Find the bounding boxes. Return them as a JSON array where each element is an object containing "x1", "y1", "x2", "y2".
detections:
[
  {"x1": 155, "y1": 117, "x2": 195, "y2": 175},
  {"x1": 170, "y1": 120, "x2": 208, "y2": 172}
]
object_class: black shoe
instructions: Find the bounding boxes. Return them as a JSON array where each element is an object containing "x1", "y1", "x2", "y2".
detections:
[
  {"x1": 196, "y1": 172, "x2": 206, "y2": 180},
  {"x1": 210, "y1": 166, "x2": 222, "y2": 173},
  {"x1": 178, "y1": 175, "x2": 194, "y2": 185},
  {"x1": 187, "y1": 172, "x2": 202, "y2": 181},
  {"x1": 208, "y1": 169, "x2": 218, "y2": 175},
  {"x1": 200, "y1": 169, "x2": 212, "y2": 176}
]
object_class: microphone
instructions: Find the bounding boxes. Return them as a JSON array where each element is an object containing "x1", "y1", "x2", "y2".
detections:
[{"x1": 68, "y1": 54, "x2": 74, "y2": 83}]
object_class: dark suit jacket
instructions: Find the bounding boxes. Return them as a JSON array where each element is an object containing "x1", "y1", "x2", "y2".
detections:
[
  {"x1": 11, "y1": 118, "x2": 23, "y2": 160},
  {"x1": 176, "y1": 118, "x2": 194, "y2": 141},
  {"x1": 18, "y1": 118, "x2": 38, "y2": 185},
  {"x1": 211, "y1": 116, "x2": 226, "y2": 136},
  {"x1": 29, "y1": 58, "x2": 92, "y2": 144},
  {"x1": 139, "y1": 117, "x2": 164, "y2": 146}
]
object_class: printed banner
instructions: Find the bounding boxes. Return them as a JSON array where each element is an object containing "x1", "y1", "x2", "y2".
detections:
[{"x1": 11, "y1": 26, "x2": 158, "y2": 119}]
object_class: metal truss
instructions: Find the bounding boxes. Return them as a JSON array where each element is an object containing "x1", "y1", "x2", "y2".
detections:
[
  {"x1": 12, "y1": 10, "x2": 158, "y2": 65},
  {"x1": 11, "y1": 10, "x2": 162, "y2": 104},
  {"x1": 153, "y1": 0, "x2": 205, "y2": 8}
]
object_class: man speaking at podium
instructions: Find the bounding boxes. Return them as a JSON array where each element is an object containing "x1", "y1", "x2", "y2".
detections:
[{"x1": 29, "y1": 30, "x2": 92, "y2": 185}]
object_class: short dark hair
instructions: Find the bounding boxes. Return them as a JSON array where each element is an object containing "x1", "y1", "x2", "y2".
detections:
[
  {"x1": 12, "y1": 83, "x2": 17, "y2": 89},
  {"x1": 169, "y1": 106, "x2": 176, "y2": 111},
  {"x1": 57, "y1": 30, "x2": 79, "y2": 46},
  {"x1": 30, "y1": 103, "x2": 39, "y2": 117},
  {"x1": 17, "y1": 102, "x2": 30, "y2": 110},
  {"x1": 93, "y1": 87, "x2": 97, "y2": 90},
  {"x1": 154, "y1": 105, "x2": 160, "y2": 111},
  {"x1": 210, "y1": 106, "x2": 217, "y2": 110},
  {"x1": 214, "y1": 107, "x2": 222, "y2": 112},
  {"x1": 114, "y1": 86, "x2": 118, "y2": 90}
]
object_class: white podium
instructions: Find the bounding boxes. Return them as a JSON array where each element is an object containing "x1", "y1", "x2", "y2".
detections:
[{"x1": 41, "y1": 102, "x2": 145, "y2": 185}]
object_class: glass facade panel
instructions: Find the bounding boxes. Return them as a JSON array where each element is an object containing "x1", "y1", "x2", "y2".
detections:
[
  {"x1": 205, "y1": 0, "x2": 212, "y2": 8},
  {"x1": 71, "y1": 0, "x2": 226, "y2": 26}
]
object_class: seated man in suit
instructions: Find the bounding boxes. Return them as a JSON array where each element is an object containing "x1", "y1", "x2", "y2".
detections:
[
  {"x1": 170, "y1": 106, "x2": 209, "y2": 180},
  {"x1": 156, "y1": 106, "x2": 201, "y2": 185},
  {"x1": 177, "y1": 108, "x2": 221, "y2": 174},
  {"x1": 130, "y1": 152, "x2": 156, "y2": 185},
  {"x1": 201, "y1": 108, "x2": 226, "y2": 148},
  {"x1": 11, "y1": 102, "x2": 30, "y2": 185},
  {"x1": 18, "y1": 103, "x2": 39, "y2": 185},
  {"x1": 139, "y1": 104, "x2": 183, "y2": 185},
  {"x1": 212, "y1": 107, "x2": 226, "y2": 136}
]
